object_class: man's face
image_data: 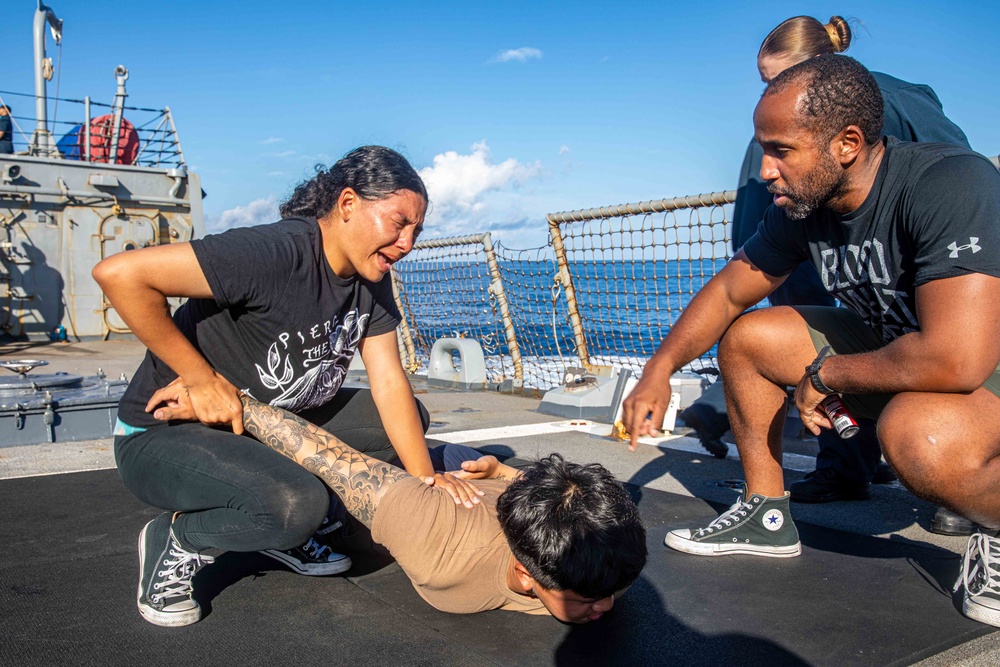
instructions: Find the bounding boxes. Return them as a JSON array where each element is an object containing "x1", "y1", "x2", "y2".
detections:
[
  {"x1": 531, "y1": 584, "x2": 616, "y2": 624},
  {"x1": 0, "y1": 107, "x2": 8, "y2": 116},
  {"x1": 753, "y1": 86, "x2": 846, "y2": 220}
]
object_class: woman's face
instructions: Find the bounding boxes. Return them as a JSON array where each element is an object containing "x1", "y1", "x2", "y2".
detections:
[
  {"x1": 332, "y1": 188, "x2": 426, "y2": 281},
  {"x1": 757, "y1": 52, "x2": 803, "y2": 83}
]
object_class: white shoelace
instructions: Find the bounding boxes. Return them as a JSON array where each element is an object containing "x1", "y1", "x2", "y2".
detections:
[
  {"x1": 696, "y1": 497, "x2": 753, "y2": 536},
  {"x1": 302, "y1": 537, "x2": 332, "y2": 560},
  {"x1": 954, "y1": 532, "x2": 1000, "y2": 598},
  {"x1": 152, "y1": 543, "x2": 215, "y2": 604}
]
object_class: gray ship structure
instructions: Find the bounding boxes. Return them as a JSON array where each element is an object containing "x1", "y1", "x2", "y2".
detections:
[
  {"x1": 0, "y1": 2, "x2": 203, "y2": 444},
  {"x1": 1, "y1": 1, "x2": 205, "y2": 343}
]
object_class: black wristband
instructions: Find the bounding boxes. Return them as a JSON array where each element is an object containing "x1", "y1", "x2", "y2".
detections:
[{"x1": 806, "y1": 346, "x2": 836, "y2": 395}]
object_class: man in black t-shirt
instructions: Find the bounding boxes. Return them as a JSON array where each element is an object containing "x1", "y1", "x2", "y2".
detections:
[{"x1": 622, "y1": 55, "x2": 1000, "y2": 628}]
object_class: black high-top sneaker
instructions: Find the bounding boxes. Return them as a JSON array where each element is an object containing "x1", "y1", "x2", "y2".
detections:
[
  {"x1": 665, "y1": 488, "x2": 801, "y2": 557},
  {"x1": 260, "y1": 520, "x2": 352, "y2": 576},
  {"x1": 137, "y1": 513, "x2": 215, "y2": 627}
]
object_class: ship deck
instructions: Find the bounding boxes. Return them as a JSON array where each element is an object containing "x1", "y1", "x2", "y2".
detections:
[{"x1": 2, "y1": 340, "x2": 999, "y2": 666}]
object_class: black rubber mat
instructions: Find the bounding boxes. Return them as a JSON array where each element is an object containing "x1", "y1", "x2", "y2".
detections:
[{"x1": 0, "y1": 469, "x2": 993, "y2": 666}]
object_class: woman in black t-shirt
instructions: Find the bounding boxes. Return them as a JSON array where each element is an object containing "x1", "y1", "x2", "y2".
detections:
[{"x1": 94, "y1": 146, "x2": 484, "y2": 628}]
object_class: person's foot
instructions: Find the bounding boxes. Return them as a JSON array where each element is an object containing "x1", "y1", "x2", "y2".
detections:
[
  {"x1": 790, "y1": 468, "x2": 870, "y2": 503},
  {"x1": 954, "y1": 532, "x2": 1000, "y2": 627},
  {"x1": 664, "y1": 490, "x2": 801, "y2": 557},
  {"x1": 871, "y1": 461, "x2": 897, "y2": 484},
  {"x1": 137, "y1": 512, "x2": 215, "y2": 627},
  {"x1": 931, "y1": 506, "x2": 979, "y2": 536},
  {"x1": 260, "y1": 525, "x2": 352, "y2": 576},
  {"x1": 679, "y1": 406, "x2": 729, "y2": 459}
]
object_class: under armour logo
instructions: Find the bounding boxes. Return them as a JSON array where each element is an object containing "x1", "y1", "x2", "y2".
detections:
[{"x1": 948, "y1": 237, "x2": 981, "y2": 258}]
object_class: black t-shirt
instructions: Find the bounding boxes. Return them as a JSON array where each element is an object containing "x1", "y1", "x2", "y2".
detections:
[
  {"x1": 743, "y1": 139, "x2": 1000, "y2": 344},
  {"x1": 118, "y1": 218, "x2": 401, "y2": 428}
]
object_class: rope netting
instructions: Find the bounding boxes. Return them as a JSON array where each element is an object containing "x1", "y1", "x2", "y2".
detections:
[
  {"x1": 552, "y1": 202, "x2": 733, "y2": 377},
  {"x1": 391, "y1": 236, "x2": 512, "y2": 385},
  {"x1": 393, "y1": 191, "x2": 738, "y2": 392}
]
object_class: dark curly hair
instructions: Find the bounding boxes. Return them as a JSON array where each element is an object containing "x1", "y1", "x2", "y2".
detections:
[
  {"x1": 279, "y1": 145, "x2": 428, "y2": 219},
  {"x1": 764, "y1": 54, "x2": 883, "y2": 146},
  {"x1": 496, "y1": 454, "x2": 647, "y2": 599}
]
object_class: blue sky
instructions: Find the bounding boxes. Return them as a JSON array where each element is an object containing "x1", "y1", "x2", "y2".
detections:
[{"x1": 4, "y1": 1, "x2": 998, "y2": 247}]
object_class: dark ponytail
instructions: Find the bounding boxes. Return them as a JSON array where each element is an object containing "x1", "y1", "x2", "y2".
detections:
[{"x1": 279, "y1": 145, "x2": 428, "y2": 219}]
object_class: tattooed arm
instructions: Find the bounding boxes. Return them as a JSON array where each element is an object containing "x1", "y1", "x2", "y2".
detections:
[{"x1": 239, "y1": 394, "x2": 408, "y2": 528}]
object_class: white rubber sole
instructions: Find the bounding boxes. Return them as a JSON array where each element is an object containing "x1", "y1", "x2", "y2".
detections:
[
  {"x1": 963, "y1": 595, "x2": 1000, "y2": 628},
  {"x1": 260, "y1": 549, "x2": 352, "y2": 576},
  {"x1": 136, "y1": 521, "x2": 201, "y2": 627},
  {"x1": 664, "y1": 530, "x2": 802, "y2": 558}
]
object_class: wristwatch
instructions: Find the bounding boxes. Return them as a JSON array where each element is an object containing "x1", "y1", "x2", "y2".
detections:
[{"x1": 806, "y1": 346, "x2": 836, "y2": 395}]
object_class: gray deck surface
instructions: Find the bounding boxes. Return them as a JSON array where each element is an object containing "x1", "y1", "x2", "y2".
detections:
[{"x1": 2, "y1": 340, "x2": 999, "y2": 666}]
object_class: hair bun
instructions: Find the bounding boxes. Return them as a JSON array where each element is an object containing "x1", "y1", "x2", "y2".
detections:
[{"x1": 825, "y1": 16, "x2": 852, "y2": 52}]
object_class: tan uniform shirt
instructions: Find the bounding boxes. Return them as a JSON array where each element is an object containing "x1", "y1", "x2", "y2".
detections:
[{"x1": 372, "y1": 476, "x2": 548, "y2": 616}]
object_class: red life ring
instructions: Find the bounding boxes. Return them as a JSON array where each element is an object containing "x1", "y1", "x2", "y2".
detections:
[{"x1": 78, "y1": 113, "x2": 139, "y2": 165}]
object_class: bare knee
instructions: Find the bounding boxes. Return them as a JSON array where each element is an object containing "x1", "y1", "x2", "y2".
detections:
[
  {"x1": 718, "y1": 307, "x2": 815, "y2": 383},
  {"x1": 878, "y1": 396, "x2": 967, "y2": 504}
]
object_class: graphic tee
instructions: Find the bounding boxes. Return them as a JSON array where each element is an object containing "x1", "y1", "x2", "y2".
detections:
[
  {"x1": 743, "y1": 139, "x2": 1000, "y2": 344},
  {"x1": 372, "y1": 476, "x2": 549, "y2": 616},
  {"x1": 118, "y1": 218, "x2": 400, "y2": 428}
]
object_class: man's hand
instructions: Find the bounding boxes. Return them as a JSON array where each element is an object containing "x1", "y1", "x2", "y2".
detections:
[
  {"x1": 146, "y1": 373, "x2": 245, "y2": 435},
  {"x1": 452, "y1": 455, "x2": 501, "y2": 480},
  {"x1": 793, "y1": 374, "x2": 833, "y2": 437},
  {"x1": 621, "y1": 371, "x2": 672, "y2": 452},
  {"x1": 424, "y1": 472, "x2": 485, "y2": 508}
]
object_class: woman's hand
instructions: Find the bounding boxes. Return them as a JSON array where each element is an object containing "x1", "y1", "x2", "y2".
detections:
[
  {"x1": 423, "y1": 471, "x2": 486, "y2": 508},
  {"x1": 145, "y1": 373, "x2": 246, "y2": 434}
]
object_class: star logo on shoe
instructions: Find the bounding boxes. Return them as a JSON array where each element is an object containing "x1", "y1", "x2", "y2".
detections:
[{"x1": 762, "y1": 509, "x2": 784, "y2": 531}]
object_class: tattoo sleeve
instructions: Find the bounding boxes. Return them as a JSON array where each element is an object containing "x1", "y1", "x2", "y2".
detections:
[{"x1": 239, "y1": 395, "x2": 409, "y2": 528}]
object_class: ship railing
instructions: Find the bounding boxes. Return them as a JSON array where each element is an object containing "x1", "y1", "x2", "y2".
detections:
[
  {"x1": 546, "y1": 191, "x2": 736, "y2": 381},
  {"x1": 394, "y1": 190, "x2": 737, "y2": 392},
  {"x1": 0, "y1": 89, "x2": 185, "y2": 168},
  {"x1": 391, "y1": 232, "x2": 559, "y2": 390}
]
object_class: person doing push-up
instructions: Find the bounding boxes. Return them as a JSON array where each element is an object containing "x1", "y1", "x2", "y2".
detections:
[{"x1": 140, "y1": 393, "x2": 648, "y2": 624}]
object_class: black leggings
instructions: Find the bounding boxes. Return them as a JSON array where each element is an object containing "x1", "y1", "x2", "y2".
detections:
[{"x1": 114, "y1": 388, "x2": 429, "y2": 552}]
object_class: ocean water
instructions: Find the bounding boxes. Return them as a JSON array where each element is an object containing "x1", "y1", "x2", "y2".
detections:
[{"x1": 395, "y1": 257, "x2": 732, "y2": 387}]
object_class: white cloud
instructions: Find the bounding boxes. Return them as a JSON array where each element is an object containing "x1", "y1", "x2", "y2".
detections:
[
  {"x1": 209, "y1": 196, "x2": 280, "y2": 232},
  {"x1": 490, "y1": 47, "x2": 543, "y2": 63},
  {"x1": 418, "y1": 141, "x2": 541, "y2": 237},
  {"x1": 260, "y1": 137, "x2": 282, "y2": 145},
  {"x1": 558, "y1": 145, "x2": 570, "y2": 155}
]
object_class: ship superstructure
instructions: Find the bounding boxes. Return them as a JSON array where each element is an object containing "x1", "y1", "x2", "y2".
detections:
[{"x1": 0, "y1": 2, "x2": 205, "y2": 340}]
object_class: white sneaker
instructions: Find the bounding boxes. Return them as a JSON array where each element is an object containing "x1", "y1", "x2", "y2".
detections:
[{"x1": 954, "y1": 531, "x2": 1000, "y2": 627}]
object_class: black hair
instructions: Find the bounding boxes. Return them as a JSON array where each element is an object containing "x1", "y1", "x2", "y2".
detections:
[
  {"x1": 496, "y1": 454, "x2": 647, "y2": 599},
  {"x1": 0, "y1": 104, "x2": 10, "y2": 112},
  {"x1": 279, "y1": 145, "x2": 428, "y2": 219},
  {"x1": 764, "y1": 54, "x2": 883, "y2": 146}
]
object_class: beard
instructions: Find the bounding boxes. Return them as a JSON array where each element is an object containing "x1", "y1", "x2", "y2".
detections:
[{"x1": 769, "y1": 153, "x2": 847, "y2": 220}]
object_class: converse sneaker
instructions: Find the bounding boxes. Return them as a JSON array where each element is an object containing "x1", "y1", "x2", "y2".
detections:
[
  {"x1": 954, "y1": 531, "x2": 1000, "y2": 627},
  {"x1": 665, "y1": 490, "x2": 801, "y2": 557},
  {"x1": 137, "y1": 512, "x2": 215, "y2": 627},
  {"x1": 260, "y1": 526, "x2": 352, "y2": 576}
]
